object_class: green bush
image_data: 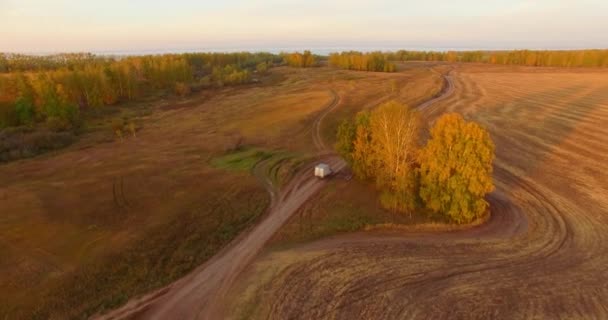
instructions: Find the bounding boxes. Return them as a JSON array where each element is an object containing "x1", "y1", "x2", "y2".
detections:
[{"x1": 14, "y1": 97, "x2": 35, "y2": 125}]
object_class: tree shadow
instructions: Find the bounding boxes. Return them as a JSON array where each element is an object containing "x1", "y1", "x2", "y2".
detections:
[{"x1": 470, "y1": 83, "x2": 608, "y2": 179}]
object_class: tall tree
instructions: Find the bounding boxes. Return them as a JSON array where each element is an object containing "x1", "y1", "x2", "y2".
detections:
[
  {"x1": 418, "y1": 113, "x2": 495, "y2": 223},
  {"x1": 369, "y1": 101, "x2": 420, "y2": 213},
  {"x1": 339, "y1": 101, "x2": 420, "y2": 213},
  {"x1": 351, "y1": 111, "x2": 374, "y2": 180},
  {"x1": 335, "y1": 119, "x2": 356, "y2": 165}
]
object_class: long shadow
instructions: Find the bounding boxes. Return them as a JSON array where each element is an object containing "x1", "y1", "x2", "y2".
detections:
[{"x1": 469, "y1": 83, "x2": 608, "y2": 179}]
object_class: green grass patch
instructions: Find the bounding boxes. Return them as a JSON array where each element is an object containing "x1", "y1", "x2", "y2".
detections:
[
  {"x1": 210, "y1": 148, "x2": 308, "y2": 187},
  {"x1": 210, "y1": 148, "x2": 275, "y2": 172}
]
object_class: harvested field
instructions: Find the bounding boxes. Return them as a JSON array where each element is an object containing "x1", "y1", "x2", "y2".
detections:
[{"x1": 227, "y1": 65, "x2": 608, "y2": 319}]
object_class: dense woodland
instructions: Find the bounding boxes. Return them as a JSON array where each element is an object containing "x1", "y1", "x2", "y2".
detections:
[
  {"x1": 336, "y1": 102, "x2": 495, "y2": 223},
  {"x1": 328, "y1": 49, "x2": 608, "y2": 72},
  {"x1": 0, "y1": 52, "x2": 281, "y2": 129},
  {"x1": 281, "y1": 50, "x2": 317, "y2": 68},
  {"x1": 329, "y1": 51, "x2": 396, "y2": 72}
]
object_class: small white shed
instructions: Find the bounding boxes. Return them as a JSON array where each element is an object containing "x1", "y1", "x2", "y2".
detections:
[{"x1": 314, "y1": 163, "x2": 332, "y2": 178}]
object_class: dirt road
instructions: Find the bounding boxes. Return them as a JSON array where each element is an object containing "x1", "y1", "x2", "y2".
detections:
[
  {"x1": 417, "y1": 70, "x2": 454, "y2": 111},
  {"x1": 97, "y1": 88, "x2": 346, "y2": 320}
]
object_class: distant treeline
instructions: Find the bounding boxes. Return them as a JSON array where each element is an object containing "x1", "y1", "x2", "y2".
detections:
[
  {"x1": 0, "y1": 52, "x2": 281, "y2": 129},
  {"x1": 329, "y1": 52, "x2": 396, "y2": 72},
  {"x1": 327, "y1": 49, "x2": 608, "y2": 73},
  {"x1": 281, "y1": 50, "x2": 317, "y2": 68},
  {"x1": 384, "y1": 49, "x2": 608, "y2": 67},
  {"x1": 0, "y1": 53, "x2": 110, "y2": 73}
]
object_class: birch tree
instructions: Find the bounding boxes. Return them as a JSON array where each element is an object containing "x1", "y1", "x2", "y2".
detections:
[{"x1": 369, "y1": 101, "x2": 420, "y2": 213}]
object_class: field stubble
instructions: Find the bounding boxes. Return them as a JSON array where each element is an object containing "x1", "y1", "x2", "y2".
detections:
[{"x1": 228, "y1": 65, "x2": 608, "y2": 319}]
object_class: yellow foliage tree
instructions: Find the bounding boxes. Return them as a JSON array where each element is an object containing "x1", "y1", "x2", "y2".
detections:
[
  {"x1": 350, "y1": 111, "x2": 374, "y2": 180},
  {"x1": 283, "y1": 51, "x2": 315, "y2": 68},
  {"x1": 345, "y1": 101, "x2": 420, "y2": 213},
  {"x1": 329, "y1": 51, "x2": 396, "y2": 72},
  {"x1": 418, "y1": 113, "x2": 495, "y2": 223},
  {"x1": 369, "y1": 101, "x2": 420, "y2": 213}
]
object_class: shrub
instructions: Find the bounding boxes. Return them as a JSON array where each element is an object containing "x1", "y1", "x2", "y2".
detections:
[
  {"x1": 174, "y1": 82, "x2": 191, "y2": 97},
  {"x1": 0, "y1": 128, "x2": 75, "y2": 162}
]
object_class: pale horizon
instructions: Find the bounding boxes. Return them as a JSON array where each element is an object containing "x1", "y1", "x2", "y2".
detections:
[{"x1": 2, "y1": 0, "x2": 608, "y2": 54}]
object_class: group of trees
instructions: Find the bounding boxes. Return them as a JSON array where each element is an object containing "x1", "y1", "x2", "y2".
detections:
[
  {"x1": 282, "y1": 51, "x2": 316, "y2": 68},
  {"x1": 386, "y1": 49, "x2": 608, "y2": 68},
  {"x1": 326, "y1": 49, "x2": 608, "y2": 73},
  {"x1": 0, "y1": 53, "x2": 111, "y2": 73},
  {"x1": 0, "y1": 52, "x2": 280, "y2": 129},
  {"x1": 336, "y1": 102, "x2": 495, "y2": 223},
  {"x1": 329, "y1": 51, "x2": 397, "y2": 72}
]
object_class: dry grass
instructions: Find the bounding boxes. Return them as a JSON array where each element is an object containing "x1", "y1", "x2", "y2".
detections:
[
  {"x1": 0, "y1": 64, "x2": 441, "y2": 318},
  {"x1": 268, "y1": 178, "x2": 445, "y2": 246}
]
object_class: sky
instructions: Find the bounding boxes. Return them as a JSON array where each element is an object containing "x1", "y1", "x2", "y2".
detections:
[{"x1": 1, "y1": 0, "x2": 607, "y2": 54}]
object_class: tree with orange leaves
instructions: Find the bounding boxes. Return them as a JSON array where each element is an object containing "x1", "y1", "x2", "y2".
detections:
[{"x1": 418, "y1": 113, "x2": 495, "y2": 223}]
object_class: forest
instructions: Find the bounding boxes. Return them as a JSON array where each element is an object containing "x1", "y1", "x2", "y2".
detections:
[
  {"x1": 281, "y1": 50, "x2": 317, "y2": 68},
  {"x1": 329, "y1": 51, "x2": 397, "y2": 72},
  {"x1": 386, "y1": 49, "x2": 608, "y2": 67},
  {"x1": 0, "y1": 52, "x2": 281, "y2": 129}
]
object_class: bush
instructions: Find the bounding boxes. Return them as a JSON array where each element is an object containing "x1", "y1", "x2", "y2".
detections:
[
  {"x1": 256, "y1": 62, "x2": 269, "y2": 74},
  {"x1": 174, "y1": 82, "x2": 191, "y2": 97},
  {"x1": 0, "y1": 103, "x2": 18, "y2": 128},
  {"x1": 14, "y1": 97, "x2": 35, "y2": 125},
  {"x1": 0, "y1": 128, "x2": 75, "y2": 162}
]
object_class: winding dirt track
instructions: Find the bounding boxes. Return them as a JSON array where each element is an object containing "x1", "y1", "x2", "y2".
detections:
[
  {"x1": 232, "y1": 68, "x2": 608, "y2": 319},
  {"x1": 97, "y1": 89, "x2": 346, "y2": 320}
]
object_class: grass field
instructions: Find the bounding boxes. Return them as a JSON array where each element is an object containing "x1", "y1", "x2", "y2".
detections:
[
  {"x1": 226, "y1": 64, "x2": 608, "y2": 319},
  {"x1": 0, "y1": 64, "x2": 442, "y2": 318}
]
